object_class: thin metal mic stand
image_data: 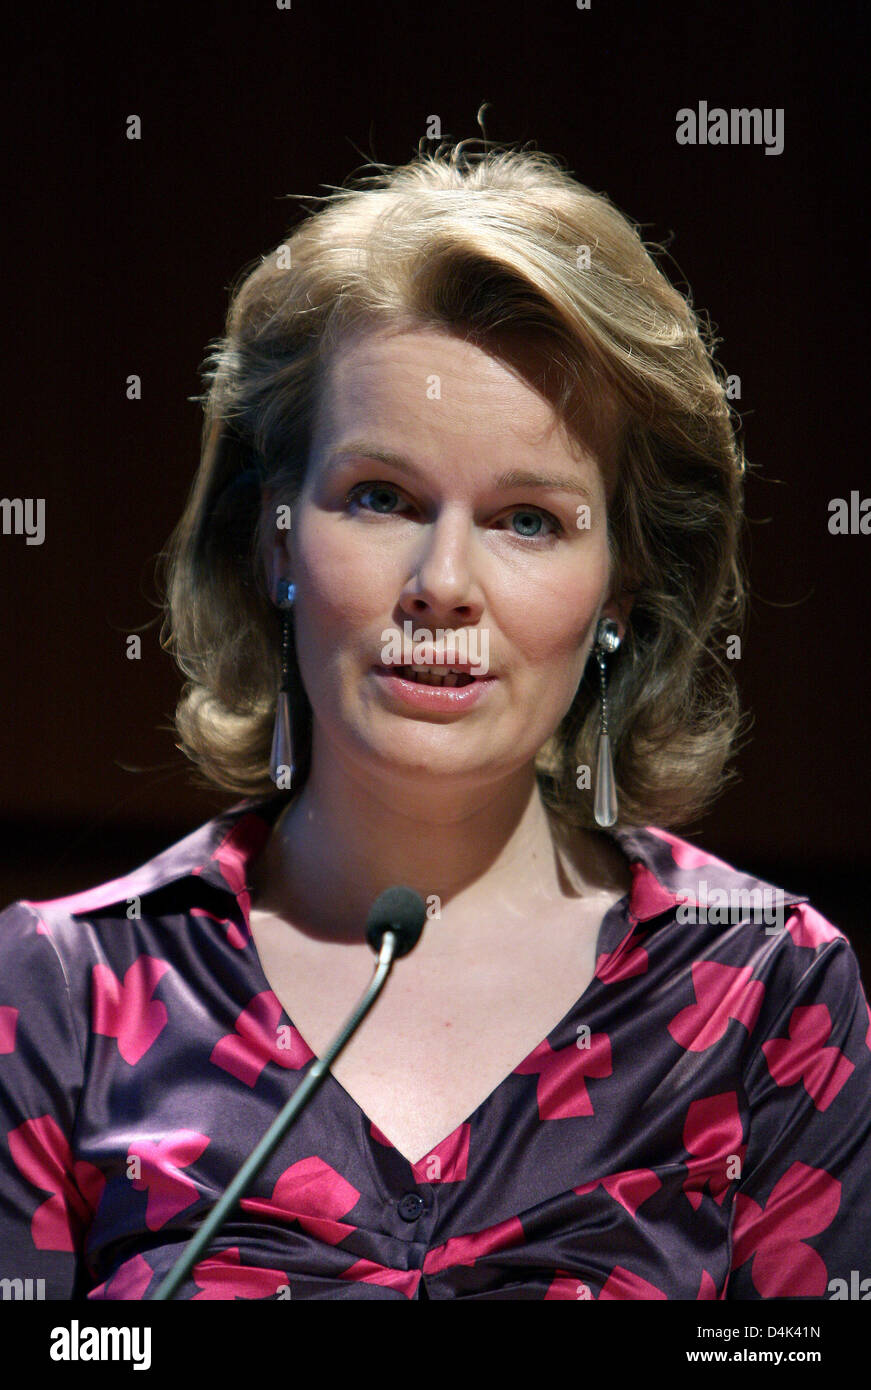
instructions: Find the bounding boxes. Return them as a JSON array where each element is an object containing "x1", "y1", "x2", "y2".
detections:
[{"x1": 150, "y1": 930, "x2": 400, "y2": 1301}]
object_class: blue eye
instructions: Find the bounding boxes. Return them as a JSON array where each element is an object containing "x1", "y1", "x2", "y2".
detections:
[
  {"x1": 497, "y1": 508, "x2": 565, "y2": 543},
  {"x1": 346, "y1": 483, "x2": 401, "y2": 514},
  {"x1": 510, "y1": 509, "x2": 551, "y2": 538},
  {"x1": 344, "y1": 482, "x2": 564, "y2": 542}
]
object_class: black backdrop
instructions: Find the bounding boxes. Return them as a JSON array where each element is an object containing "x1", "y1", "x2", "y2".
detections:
[{"x1": 2, "y1": 0, "x2": 868, "y2": 986}]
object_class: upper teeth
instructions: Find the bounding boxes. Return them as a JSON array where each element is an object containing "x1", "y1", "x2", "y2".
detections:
[
  {"x1": 407, "y1": 666, "x2": 464, "y2": 675},
  {"x1": 392, "y1": 665, "x2": 473, "y2": 685}
]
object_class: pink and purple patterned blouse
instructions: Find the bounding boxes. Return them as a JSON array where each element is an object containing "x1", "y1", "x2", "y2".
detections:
[{"x1": 1, "y1": 791, "x2": 869, "y2": 1300}]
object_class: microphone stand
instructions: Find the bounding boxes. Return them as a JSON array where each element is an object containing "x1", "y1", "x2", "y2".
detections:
[{"x1": 150, "y1": 930, "x2": 401, "y2": 1301}]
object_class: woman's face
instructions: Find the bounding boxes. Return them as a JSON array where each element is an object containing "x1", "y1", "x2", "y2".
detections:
[{"x1": 266, "y1": 324, "x2": 629, "y2": 795}]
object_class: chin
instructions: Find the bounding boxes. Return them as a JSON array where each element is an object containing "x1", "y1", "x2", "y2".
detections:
[{"x1": 356, "y1": 733, "x2": 487, "y2": 775}]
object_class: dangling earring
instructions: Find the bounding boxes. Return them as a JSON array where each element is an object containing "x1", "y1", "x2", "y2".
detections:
[
  {"x1": 270, "y1": 579, "x2": 296, "y2": 788},
  {"x1": 593, "y1": 617, "x2": 621, "y2": 828}
]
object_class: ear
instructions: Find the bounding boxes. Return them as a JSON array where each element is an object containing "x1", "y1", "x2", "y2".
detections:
[{"x1": 257, "y1": 487, "x2": 294, "y2": 602}]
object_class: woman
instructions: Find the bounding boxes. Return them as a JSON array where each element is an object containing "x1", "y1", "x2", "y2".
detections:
[{"x1": 1, "y1": 141, "x2": 868, "y2": 1301}]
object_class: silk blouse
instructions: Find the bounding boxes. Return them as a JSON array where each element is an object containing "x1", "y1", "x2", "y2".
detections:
[{"x1": 1, "y1": 791, "x2": 869, "y2": 1300}]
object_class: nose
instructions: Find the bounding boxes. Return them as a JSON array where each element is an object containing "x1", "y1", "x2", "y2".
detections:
[{"x1": 397, "y1": 506, "x2": 485, "y2": 626}]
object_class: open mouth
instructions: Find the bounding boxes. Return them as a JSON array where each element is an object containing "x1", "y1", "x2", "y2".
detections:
[{"x1": 387, "y1": 666, "x2": 477, "y2": 687}]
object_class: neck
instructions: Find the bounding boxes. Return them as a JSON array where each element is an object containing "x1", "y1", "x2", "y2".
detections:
[{"x1": 250, "y1": 726, "x2": 621, "y2": 945}]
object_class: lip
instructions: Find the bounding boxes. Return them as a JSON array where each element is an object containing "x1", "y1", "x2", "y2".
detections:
[{"x1": 370, "y1": 665, "x2": 498, "y2": 711}]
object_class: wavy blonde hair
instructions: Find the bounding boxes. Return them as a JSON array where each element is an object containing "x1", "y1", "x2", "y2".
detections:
[{"x1": 159, "y1": 139, "x2": 750, "y2": 830}]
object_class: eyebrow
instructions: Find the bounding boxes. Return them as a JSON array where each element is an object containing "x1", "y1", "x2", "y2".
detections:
[{"x1": 324, "y1": 444, "x2": 595, "y2": 501}]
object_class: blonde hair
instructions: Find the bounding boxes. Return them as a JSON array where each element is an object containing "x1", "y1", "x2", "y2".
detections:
[{"x1": 159, "y1": 140, "x2": 750, "y2": 829}]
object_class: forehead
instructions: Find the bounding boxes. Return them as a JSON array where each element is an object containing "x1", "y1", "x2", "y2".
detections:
[{"x1": 311, "y1": 323, "x2": 619, "y2": 494}]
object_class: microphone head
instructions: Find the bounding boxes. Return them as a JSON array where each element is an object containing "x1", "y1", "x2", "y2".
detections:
[{"x1": 365, "y1": 885, "x2": 428, "y2": 958}]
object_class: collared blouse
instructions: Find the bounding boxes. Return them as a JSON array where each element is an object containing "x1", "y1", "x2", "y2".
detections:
[{"x1": 1, "y1": 791, "x2": 869, "y2": 1300}]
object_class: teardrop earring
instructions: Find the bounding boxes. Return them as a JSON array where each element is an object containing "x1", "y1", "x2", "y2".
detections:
[
  {"x1": 270, "y1": 579, "x2": 296, "y2": 788},
  {"x1": 593, "y1": 616, "x2": 621, "y2": 828}
]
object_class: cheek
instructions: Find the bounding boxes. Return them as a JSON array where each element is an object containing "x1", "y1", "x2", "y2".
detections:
[
  {"x1": 294, "y1": 513, "x2": 389, "y2": 632},
  {"x1": 500, "y1": 555, "x2": 609, "y2": 666},
  {"x1": 290, "y1": 515, "x2": 401, "y2": 700}
]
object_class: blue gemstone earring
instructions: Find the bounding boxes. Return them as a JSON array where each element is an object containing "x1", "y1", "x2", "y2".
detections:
[
  {"x1": 593, "y1": 617, "x2": 621, "y2": 827},
  {"x1": 270, "y1": 579, "x2": 296, "y2": 788}
]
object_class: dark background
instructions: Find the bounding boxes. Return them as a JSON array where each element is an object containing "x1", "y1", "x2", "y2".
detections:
[{"x1": 2, "y1": 2, "x2": 868, "y2": 984}]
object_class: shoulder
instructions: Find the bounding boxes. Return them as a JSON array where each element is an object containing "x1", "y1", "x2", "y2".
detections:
[
  {"x1": 0, "y1": 898, "x2": 70, "y2": 986},
  {"x1": 608, "y1": 823, "x2": 867, "y2": 1022},
  {"x1": 612, "y1": 822, "x2": 840, "y2": 938},
  {"x1": 0, "y1": 792, "x2": 291, "y2": 979}
]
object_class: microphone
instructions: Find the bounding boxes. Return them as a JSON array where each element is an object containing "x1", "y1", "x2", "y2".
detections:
[
  {"x1": 365, "y1": 884, "x2": 428, "y2": 958},
  {"x1": 150, "y1": 885, "x2": 427, "y2": 1301}
]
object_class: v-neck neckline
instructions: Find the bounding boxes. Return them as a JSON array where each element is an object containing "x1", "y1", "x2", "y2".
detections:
[{"x1": 237, "y1": 842, "x2": 634, "y2": 1169}]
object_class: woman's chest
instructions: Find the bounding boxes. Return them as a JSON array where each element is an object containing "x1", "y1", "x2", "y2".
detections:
[
  {"x1": 246, "y1": 900, "x2": 614, "y2": 1165},
  {"x1": 81, "y1": 909, "x2": 748, "y2": 1299}
]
